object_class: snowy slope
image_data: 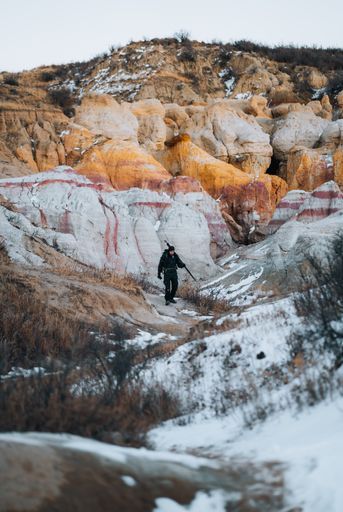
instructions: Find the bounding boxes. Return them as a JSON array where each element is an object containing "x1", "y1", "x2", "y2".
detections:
[{"x1": 150, "y1": 397, "x2": 343, "y2": 512}]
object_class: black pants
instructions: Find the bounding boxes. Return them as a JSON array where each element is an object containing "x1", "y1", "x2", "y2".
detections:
[{"x1": 164, "y1": 272, "x2": 178, "y2": 301}]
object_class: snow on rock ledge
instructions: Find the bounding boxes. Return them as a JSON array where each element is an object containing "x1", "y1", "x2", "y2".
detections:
[{"x1": 0, "y1": 167, "x2": 231, "y2": 277}]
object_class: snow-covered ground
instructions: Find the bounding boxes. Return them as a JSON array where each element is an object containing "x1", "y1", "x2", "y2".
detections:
[
  {"x1": 149, "y1": 397, "x2": 343, "y2": 512},
  {"x1": 142, "y1": 296, "x2": 298, "y2": 412}
]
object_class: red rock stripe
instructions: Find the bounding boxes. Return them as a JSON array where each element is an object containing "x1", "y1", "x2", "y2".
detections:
[
  {"x1": 277, "y1": 202, "x2": 305, "y2": 209},
  {"x1": 129, "y1": 202, "x2": 171, "y2": 208},
  {"x1": 0, "y1": 179, "x2": 107, "y2": 191},
  {"x1": 113, "y1": 212, "x2": 119, "y2": 255},
  {"x1": 268, "y1": 219, "x2": 287, "y2": 225},
  {"x1": 298, "y1": 208, "x2": 342, "y2": 217},
  {"x1": 312, "y1": 191, "x2": 343, "y2": 199}
]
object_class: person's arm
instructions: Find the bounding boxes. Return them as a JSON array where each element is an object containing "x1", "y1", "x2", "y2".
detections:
[
  {"x1": 175, "y1": 254, "x2": 185, "y2": 268},
  {"x1": 158, "y1": 253, "x2": 165, "y2": 277}
]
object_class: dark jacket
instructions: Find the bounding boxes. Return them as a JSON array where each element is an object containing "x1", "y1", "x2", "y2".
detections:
[{"x1": 158, "y1": 250, "x2": 185, "y2": 276}]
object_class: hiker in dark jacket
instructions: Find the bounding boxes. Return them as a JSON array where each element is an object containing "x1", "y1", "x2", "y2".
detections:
[{"x1": 158, "y1": 246, "x2": 185, "y2": 305}]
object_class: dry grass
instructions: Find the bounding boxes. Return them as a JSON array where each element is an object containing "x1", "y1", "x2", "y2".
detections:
[
  {"x1": 0, "y1": 369, "x2": 181, "y2": 446},
  {"x1": 50, "y1": 265, "x2": 143, "y2": 296},
  {"x1": 0, "y1": 271, "x2": 134, "y2": 373},
  {"x1": 178, "y1": 282, "x2": 230, "y2": 315}
]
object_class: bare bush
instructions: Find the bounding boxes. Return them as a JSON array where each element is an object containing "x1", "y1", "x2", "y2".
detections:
[
  {"x1": 48, "y1": 87, "x2": 76, "y2": 116},
  {"x1": 3, "y1": 74, "x2": 19, "y2": 86},
  {"x1": 178, "y1": 283, "x2": 230, "y2": 315},
  {"x1": 40, "y1": 71, "x2": 55, "y2": 82},
  {"x1": 178, "y1": 47, "x2": 197, "y2": 63},
  {"x1": 0, "y1": 362, "x2": 181, "y2": 445},
  {"x1": 290, "y1": 232, "x2": 343, "y2": 367},
  {"x1": 0, "y1": 272, "x2": 131, "y2": 373},
  {"x1": 174, "y1": 30, "x2": 191, "y2": 43},
  {"x1": 327, "y1": 70, "x2": 343, "y2": 98}
]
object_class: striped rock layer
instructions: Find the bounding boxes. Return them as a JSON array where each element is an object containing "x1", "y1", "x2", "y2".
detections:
[
  {"x1": 267, "y1": 181, "x2": 343, "y2": 234},
  {"x1": 0, "y1": 166, "x2": 232, "y2": 277}
]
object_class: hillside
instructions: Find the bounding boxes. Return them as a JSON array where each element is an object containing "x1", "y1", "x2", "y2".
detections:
[{"x1": 0, "y1": 38, "x2": 343, "y2": 512}]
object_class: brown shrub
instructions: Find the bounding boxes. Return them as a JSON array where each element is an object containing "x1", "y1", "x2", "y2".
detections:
[
  {"x1": 48, "y1": 87, "x2": 76, "y2": 116},
  {"x1": 0, "y1": 370, "x2": 181, "y2": 446},
  {"x1": 51, "y1": 266, "x2": 143, "y2": 296},
  {"x1": 178, "y1": 283, "x2": 230, "y2": 315},
  {"x1": 0, "y1": 271, "x2": 132, "y2": 373},
  {"x1": 3, "y1": 74, "x2": 19, "y2": 86}
]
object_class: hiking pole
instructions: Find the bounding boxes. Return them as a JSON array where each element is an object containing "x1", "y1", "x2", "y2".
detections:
[
  {"x1": 164, "y1": 240, "x2": 197, "y2": 281},
  {"x1": 184, "y1": 266, "x2": 197, "y2": 282}
]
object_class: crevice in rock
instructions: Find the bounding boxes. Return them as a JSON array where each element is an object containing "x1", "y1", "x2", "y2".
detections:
[{"x1": 265, "y1": 155, "x2": 281, "y2": 176}]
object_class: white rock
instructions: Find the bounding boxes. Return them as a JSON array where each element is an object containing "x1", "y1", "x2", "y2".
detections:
[
  {"x1": 271, "y1": 111, "x2": 329, "y2": 160},
  {"x1": 74, "y1": 94, "x2": 138, "y2": 142},
  {"x1": 0, "y1": 167, "x2": 227, "y2": 278}
]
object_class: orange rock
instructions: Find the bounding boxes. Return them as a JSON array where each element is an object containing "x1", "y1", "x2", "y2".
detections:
[
  {"x1": 0, "y1": 106, "x2": 68, "y2": 173},
  {"x1": 159, "y1": 135, "x2": 288, "y2": 235},
  {"x1": 320, "y1": 95, "x2": 332, "y2": 120},
  {"x1": 0, "y1": 141, "x2": 33, "y2": 178},
  {"x1": 15, "y1": 144, "x2": 38, "y2": 172},
  {"x1": 62, "y1": 124, "x2": 100, "y2": 167},
  {"x1": 333, "y1": 147, "x2": 343, "y2": 188},
  {"x1": 76, "y1": 140, "x2": 171, "y2": 190},
  {"x1": 246, "y1": 95, "x2": 272, "y2": 119},
  {"x1": 286, "y1": 148, "x2": 334, "y2": 191}
]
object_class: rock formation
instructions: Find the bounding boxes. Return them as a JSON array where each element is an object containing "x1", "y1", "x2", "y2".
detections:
[
  {"x1": 174, "y1": 101, "x2": 273, "y2": 176},
  {"x1": 0, "y1": 166, "x2": 232, "y2": 275},
  {"x1": 160, "y1": 134, "x2": 287, "y2": 240},
  {"x1": 267, "y1": 181, "x2": 343, "y2": 233},
  {"x1": 1, "y1": 38, "x2": 343, "y2": 247}
]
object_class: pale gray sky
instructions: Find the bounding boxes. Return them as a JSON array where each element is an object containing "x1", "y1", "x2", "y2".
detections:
[{"x1": 1, "y1": 0, "x2": 342, "y2": 72}]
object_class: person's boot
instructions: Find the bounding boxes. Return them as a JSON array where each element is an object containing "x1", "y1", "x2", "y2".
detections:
[
  {"x1": 170, "y1": 299, "x2": 177, "y2": 304},
  {"x1": 165, "y1": 300, "x2": 170, "y2": 306}
]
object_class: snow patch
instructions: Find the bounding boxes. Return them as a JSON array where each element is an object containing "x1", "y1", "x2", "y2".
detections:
[{"x1": 154, "y1": 490, "x2": 233, "y2": 512}]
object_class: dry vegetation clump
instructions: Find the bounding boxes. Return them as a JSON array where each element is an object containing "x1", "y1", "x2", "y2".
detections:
[
  {"x1": 0, "y1": 266, "x2": 181, "y2": 444},
  {"x1": 0, "y1": 271, "x2": 135, "y2": 373},
  {"x1": 48, "y1": 87, "x2": 76, "y2": 117},
  {"x1": 0, "y1": 363, "x2": 181, "y2": 446},
  {"x1": 128, "y1": 272, "x2": 160, "y2": 293},
  {"x1": 290, "y1": 232, "x2": 343, "y2": 367},
  {"x1": 51, "y1": 266, "x2": 144, "y2": 296},
  {"x1": 3, "y1": 74, "x2": 19, "y2": 86},
  {"x1": 178, "y1": 282, "x2": 230, "y2": 315}
]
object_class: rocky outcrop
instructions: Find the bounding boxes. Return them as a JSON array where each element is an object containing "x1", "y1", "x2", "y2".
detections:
[
  {"x1": 286, "y1": 147, "x2": 334, "y2": 191},
  {"x1": 0, "y1": 433, "x2": 281, "y2": 512},
  {"x1": 76, "y1": 140, "x2": 171, "y2": 189},
  {"x1": 129, "y1": 99, "x2": 166, "y2": 151},
  {"x1": 0, "y1": 167, "x2": 232, "y2": 275},
  {"x1": 159, "y1": 134, "x2": 287, "y2": 240},
  {"x1": 271, "y1": 110, "x2": 329, "y2": 162},
  {"x1": 62, "y1": 123, "x2": 101, "y2": 167},
  {"x1": 74, "y1": 94, "x2": 138, "y2": 142},
  {"x1": 177, "y1": 102, "x2": 273, "y2": 176},
  {"x1": 0, "y1": 106, "x2": 68, "y2": 174},
  {"x1": 283, "y1": 119, "x2": 343, "y2": 191},
  {"x1": 0, "y1": 141, "x2": 33, "y2": 178},
  {"x1": 267, "y1": 181, "x2": 343, "y2": 233}
]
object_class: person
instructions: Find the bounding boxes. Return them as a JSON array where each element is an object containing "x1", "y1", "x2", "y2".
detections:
[{"x1": 158, "y1": 246, "x2": 185, "y2": 305}]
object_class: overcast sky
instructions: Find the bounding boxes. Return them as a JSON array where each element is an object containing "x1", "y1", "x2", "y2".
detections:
[{"x1": 1, "y1": 0, "x2": 342, "y2": 72}]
